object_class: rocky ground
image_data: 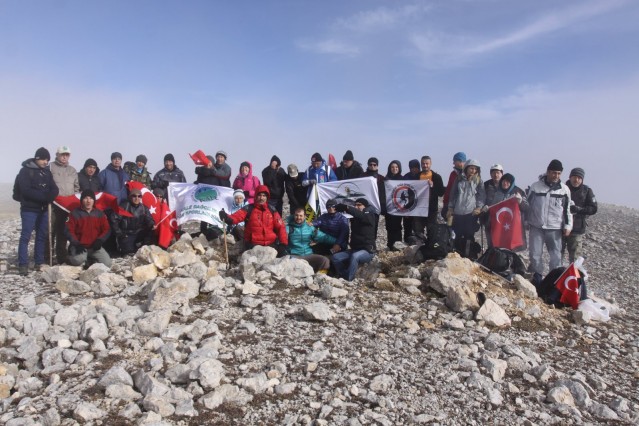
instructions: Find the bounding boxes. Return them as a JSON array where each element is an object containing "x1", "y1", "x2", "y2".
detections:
[{"x1": 0, "y1": 202, "x2": 637, "y2": 425}]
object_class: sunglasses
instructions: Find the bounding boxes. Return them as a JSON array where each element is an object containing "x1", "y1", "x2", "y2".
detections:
[{"x1": 368, "y1": 163, "x2": 378, "y2": 167}]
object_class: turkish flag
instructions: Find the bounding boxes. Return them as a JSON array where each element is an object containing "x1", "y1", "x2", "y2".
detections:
[
  {"x1": 154, "y1": 202, "x2": 178, "y2": 249},
  {"x1": 489, "y1": 197, "x2": 523, "y2": 250},
  {"x1": 126, "y1": 181, "x2": 157, "y2": 210},
  {"x1": 554, "y1": 263, "x2": 581, "y2": 309},
  {"x1": 327, "y1": 153, "x2": 337, "y2": 172},
  {"x1": 54, "y1": 192, "x2": 132, "y2": 216},
  {"x1": 189, "y1": 150, "x2": 210, "y2": 166}
]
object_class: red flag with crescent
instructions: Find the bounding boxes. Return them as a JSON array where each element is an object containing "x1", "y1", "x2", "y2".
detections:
[
  {"x1": 54, "y1": 192, "x2": 133, "y2": 217},
  {"x1": 489, "y1": 197, "x2": 523, "y2": 250},
  {"x1": 554, "y1": 263, "x2": 581, "y2": 309},
  {"x1": 153, "y1": 200, "x2": 178, "y2": 249},
  {"x1": 327, "y1": 153, "x2": 337, "y2": 172},
  {"x1": 189, "y1": 150, "x2": 210, "y2": 166}
]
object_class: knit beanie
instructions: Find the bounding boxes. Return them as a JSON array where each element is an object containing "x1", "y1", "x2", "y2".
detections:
[
  {"x1": 80, "y1": 189, "x2": 96, "y2": 201},
  {"x1": 215, "y1": 150, "x2": 227, "y2": 159},
  {"x1": 164, "y1": 153, "x2": 175, "y2": 163},
  {"x1": 453, "y1": 152, "x2": 467, "y2": 162},
  {"x1": 326, "y1": 199, "x2": 338, "y2": 208},
  {"x1": 233, "y1": 189, "x2": 245, "y2": 199},
  {"x1": 136, "y1": 154, "x2": 147, "y2": 164},
  {"x1": 409, "y1": 159, "x2": 420, "y2": 170},
  {"x1": 311, "y1": 152, "x2": 323, "y2": 162},
  {"x1": 83, "y1": 158, "x2": 98, "y2": 169},
  {"x1": 34, "y1": 147, "x2": 51, "y2": 161},
  {"x1": 153, "y1": 188, "x2": 165, "y2": 197},
  {"x1": 355, "y1": 198, "x2": 369, "y2": 207},
  {"x1": 368, "y1": 157, "x2": 379, "y2": 166},
  {"x1": 111, "y1": 152, "x2": 122, "y2": 160},
  {"x1": 570, "y1": 167, "x2": 585, "y2": 179},
  {"x1": 343, "y1": 150, "x2": 354, "y2": 161},
  {"x1": 547, "y1": 159, "x2": 563, "y2": 172}
]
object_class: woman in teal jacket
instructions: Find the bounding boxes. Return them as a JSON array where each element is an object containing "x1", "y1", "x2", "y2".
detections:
[{"x1": 286, "y1": 207, "x2": 336, "y2": 273}]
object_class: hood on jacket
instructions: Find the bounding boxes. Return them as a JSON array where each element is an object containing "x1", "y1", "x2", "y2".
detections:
[
  {"x1": 239, "y1": 161, "x2": 253, "y2": 176},
  {"x1": 463, "y1": 159, "x2": 481, "y2": 175},
  {"x1": 499, "y1": 173, "x2": 515, "y2": 194},
  {"x1": 22, "y1": 159, "x2": 41, "y2": 169},
  {"x1": 255, "y1": 184, "x2": 270, "y2": 199},
  {"x1": 270, "y1": 155, "x2": 281, "y2": 167},
  {"x1": 386, "y1": 160, "x2": 402, "y2": 177}
]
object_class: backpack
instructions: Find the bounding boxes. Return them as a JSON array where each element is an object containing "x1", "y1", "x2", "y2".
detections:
[
  {"x1": 454, "y1": 235, "x2": 482, "y2": 260},
  {"x1": 536, "y1": 266, "x2": 588, "y2": 307},
  {"x1": 477, "y1": 247, "x2": 527, "y2": 281},
  {"x1": 419, "y1": 224, "x2": 454, "y2": 260},
  {"x1": 12, "y1": 169, "x2": 35, "y2": 202}
]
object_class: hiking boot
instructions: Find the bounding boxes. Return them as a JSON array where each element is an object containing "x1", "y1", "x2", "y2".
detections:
[
  {"x1": 18, "y1": 266, "x2": 28, "y2": 276},
  {"x1": 34, "y1": 264, "x2": 44, "y2": 272}
]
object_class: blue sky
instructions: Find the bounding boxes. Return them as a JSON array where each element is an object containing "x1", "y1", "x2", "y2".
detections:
[{"x1": 1, "y1": 0, "x2": 638, "y2": 207}]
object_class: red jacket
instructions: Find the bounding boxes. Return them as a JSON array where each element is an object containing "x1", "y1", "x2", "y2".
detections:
[
  {"x1": 228, "y1": 185, "x2": 288, "y2": 246},
  {"x1": 65, "y1": 207, "x2": 111, "y2": 248}
]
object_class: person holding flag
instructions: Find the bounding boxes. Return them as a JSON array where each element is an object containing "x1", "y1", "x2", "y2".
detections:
[
  {"x1": 150, "y1": 188, "x2": 178, "y2": 249},
  {"x1": 111, "y1": 188, "x2": 155, "y2": 255},
  {"x1": 65, "y1": 190, "x2": 112, "y2": 268},
  {"x1": 486, "y1": 173, "x2": 528, "y2": 250}
]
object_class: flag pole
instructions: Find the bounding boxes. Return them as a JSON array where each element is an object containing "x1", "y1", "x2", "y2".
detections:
[{"x1": 48, "y1": 203, "x2": 53, "y2": 266}]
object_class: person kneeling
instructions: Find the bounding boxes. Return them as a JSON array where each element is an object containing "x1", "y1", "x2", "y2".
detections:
[
  {"x1": 287, "y1": 208, "x2": 335, "y2": 273},
  {"x1": 112, "y1": 188, "x2": 155, "y2": 255},
  {"x1": 65, "y1": 190, "x2": 112, "y2": 268},
  {"x1": 331, "y1": 198, "x2": 377, "y2": 281}
]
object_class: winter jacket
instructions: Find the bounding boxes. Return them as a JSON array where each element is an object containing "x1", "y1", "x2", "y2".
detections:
[
  {"x1": 261, "y1": 156, "x2": 287, "y2": 201},
  {"x1": 566, "y1": 181, "x2": 597, "y2": 235},
  {"x1": 49, "y1": 160, "x2": 79, "y2": 196},
  {"x1": 16, "y1": 159, "x2": 59, "y2": 212},
  {"x1": 312, "y1": 212, "x2": 350, "y2": 250},
  {"x1": 125, "y1": 164, "x2": 152, "y2": 188},
  {"x1": 78, "y1": 169, "x2": 102, "y2": 192},
  {"x1": 527, "y1": 175, "x2": 572, "y2": 231},
  {"x1": 65, "y1": 207, "x2": 111, "y2": 248},
  {"x1": 419, "y1": 170, "x2": 445, "y2": 216},
  {"x1": 448, "y1": 160, "x2": 486, "y2": 215},
  {"x1": 228, "y1": 199, "x2": 248, "y2": 231},
  {"x1": 195, "y1": 162, "x2": 231, "y2": 187},
  {"x1": 285, "y1": 216, "x2": 336, "y2": 256},
  {"x1": 152, "y1": 166, "x2": 186, "y2": 190},
  {"x1": 302, "y1": 161, "x2": 337, "y2": 186},
  {"x1": 492, "y1": 185, "x2": 529, "y2": 212},
  {"x1": 335, "y1": 161, "x2": 364, "y2": 181},
  {"x1": 226, "y1": 185, "x2": 288, "y2": 246},
  {"x1": 99, "y1": 164, "x2": 130, "y2": 204},
  {"x1": 344, "y1": 205, "x2": 377, "y2": 253},
  {"x1": 364, "y1": 169, "x2": 385, "y2": 214},
  {"x1": 443, "y1": 167, "x2": 463, "y2": 211},
  {"x1": 233, "y1": 161, "x2": 261, "y2": 204},
  {"x1": 112, "y1": 201, "x2": 154, "y2": 237},
  {"x1": 285, "y1": 175, "x2": 308, "y2": 211}
]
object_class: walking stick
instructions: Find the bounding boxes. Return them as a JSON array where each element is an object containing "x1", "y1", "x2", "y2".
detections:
[
  {"x1": 480, "y1": 223, "x2": 485, "y2": 253},
  {"x1": 48, "y1": 203, "x2": 53, "y2": 266}
]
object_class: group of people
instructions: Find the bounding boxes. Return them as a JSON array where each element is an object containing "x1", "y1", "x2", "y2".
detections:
[{"x1": 15, "y1": 146, "x2": 597, "y2": 284}]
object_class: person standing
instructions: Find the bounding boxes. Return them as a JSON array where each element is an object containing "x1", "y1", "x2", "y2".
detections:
[
  {"x1": 153, "y1": 153, "x2": 186, "y2": 191},
  {"x1": 363, "y1": 157, "x2": 384, "y2": 239},
  {"x1": 442, "y1": 152, "x2": 466, "y2": 219},
  {"x1": 16, "y1": 147, "x2": 59, "y2": 275},
  {"x1": 285, "y1": 164, "x2": 308, "y2": 213},
  {"x1": 384, "y1": 160, "x2": 404, "y2": 250},
  {"x1": 78, "y1": 158, "x2": 102, "y2": 192},
  {"x1": 331, "y1": 198, "x2": 377, "y2": 281},
  {"x1": 335, "y1": 150, "x2": 364, "y2": 181},
  {"x1": 47, "y1": 145, "x2": 80, "y2": 264},
  {"x1": 99, "y1": 152, "x2": 130, "y2": 203},
  {"x1": 527, "y1": 159, "x2": 572, "y2": 281},
  {"x1": 563, "y1": 167, "x2": 597, "y2": 263},
  {"x1": 65, "y1": 190, "x2": 112, "y2": 268},
  {"x1": 195, "y1": 150, "x2": 231, "y2": 187},
  {"x1": 125, "y1": 154, "x2": 152, "y2": 188},
  {"x1": 233, "y1": 161, "x2": 261, "y2": 204},
  {"x1": 413, "y1": 155, "x2": 445, "y2": 240},
  {"x1": 402, "y1": 159, "x2": 421, "y2": 243},
  {"x1": 481, "y1": 164, "x2": 504, "y2": 247},
  {"x1": 262, "y1": 155, "x2": 287, "y2": 215}
]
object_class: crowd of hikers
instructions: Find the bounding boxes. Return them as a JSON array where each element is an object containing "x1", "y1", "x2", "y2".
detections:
[{"x1": 15, "y1": 146, "x2": 597, "y2": 295}]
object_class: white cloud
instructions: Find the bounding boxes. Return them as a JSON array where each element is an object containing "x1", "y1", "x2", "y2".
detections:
[
  {"x1": 296, "y1": 38, "x2": 360, "y2": 56},
  {"x1": 333, "y1": 3, "x2": 432, "y2": 33}
]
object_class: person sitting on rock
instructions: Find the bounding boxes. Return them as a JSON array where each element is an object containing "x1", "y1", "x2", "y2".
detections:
[
  {"x1": 219, "y1": 185, "x2": 288, "y2": 255},
  {"x1": 111, "y1": 188, "x2": 155, "y2": 255},
  {"x1": 312, "y1": 199, "x2": 349, "y2": 255},
  {"x1": 286, "y1": 208, "x2": 336, "y2": 273},
  {"x1": 331, "y1": 198, "x2": 377, "y2": 281},
  {"x1": 228, "y1": 189, "x2": 248, "y2": 242},
  {"x1": 65, "y1": 190, "x2": 112, "y2": 268}
]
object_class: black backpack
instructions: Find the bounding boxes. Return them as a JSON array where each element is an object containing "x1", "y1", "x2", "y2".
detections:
[
  {"x1": 477, "y1": 247, "x2": 527, "y2": 280},
  {"x1": 419, "y1": 224, "x2": 454, "y2": 260},
  {"x1": 536, "y1": 266, "x2": 587, "y2": 307}
]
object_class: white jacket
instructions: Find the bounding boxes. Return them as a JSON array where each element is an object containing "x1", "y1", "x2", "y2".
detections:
[{"x1": 527, "y1": 175, "x2": 572, "y2": 231}]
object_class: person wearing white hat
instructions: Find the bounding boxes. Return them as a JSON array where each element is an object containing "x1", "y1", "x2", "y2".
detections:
[
  {"x1": 47, "y1": 145, "x2": 80, "y2": 264},
  {"x1": 481, "y1": 163, "x2": 504, "y2": 247}
]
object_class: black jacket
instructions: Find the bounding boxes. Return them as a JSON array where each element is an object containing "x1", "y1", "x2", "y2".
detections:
[
  {"x1": 262, "y1": 166, "x2": 287, "y2": 200},
  {"x1": 78, "y1": 169, "x2": 102, "y2": 192},
  {"x1": 16, "y1": 159, "x2": 59, "y2": 212},
  {"x1": 285, "y1": 175, "x2": 308, "y2": 211},
  {"x1": 112, "y1": 201, "x2": 154, "y2": 237},
  {"x1": 335, "y1": 161, "x2": 364, "y2": 181},
  {"x1": 345, "y1": 205, "x2": 377, "y2": 253},
  {"x1": 567, "y1": 181, "x2": 597, "y2": 235}
]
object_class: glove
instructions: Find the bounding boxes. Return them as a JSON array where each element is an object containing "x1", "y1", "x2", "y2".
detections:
[
  {"x1": 92, "y1": 240, "x2": 103, "y2": 251},
  {"x1": 219, "y1": 209, "x2": 228, "y2": 221},
  {"x1": 72, "y1": 242, "x2": 86, "y2": 254},
  {"x1": 570, "y1": 205, "x2": 582, "y2": 214},
  {"x1": 515, "y1": 193, "x2": 523, "y2": 203},
  {"x1": 335, "y1": 204, "x2": 348, "y2": 212},
  {"x1": 472, "y1": 207, "x2": 482, "y2": 216}
]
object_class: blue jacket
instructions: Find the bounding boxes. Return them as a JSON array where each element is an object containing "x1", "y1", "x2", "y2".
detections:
[
  {"x1": 302, "y1": 161, "x2": 337, "y2": 186},
  {"x1": 16, "y1": 159, "x2": 59, "y2": 212},
  {"x1": 312, "y1": 212, "x2": 349, "y2": 249},
  {"x1": 286, "y1": 216, "x2": 336, "y2": 256},
  {"x1": 99, "y1": 164, "x2": 130, "y2": 204}
]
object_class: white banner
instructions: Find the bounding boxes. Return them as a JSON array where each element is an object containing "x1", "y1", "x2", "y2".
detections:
[
  {"x1": 384, "y1": 180, "x2": 430, "y2": 216},
  {"x1": 167, "y1": 183, "x2": 234, "y2": 227},
  {"x1": 308, "y1": 176, "x2": 380, "y2": 215}
]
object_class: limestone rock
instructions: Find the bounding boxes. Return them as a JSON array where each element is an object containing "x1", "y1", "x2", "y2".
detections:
[
  {"x1": 301, "y1": 302, "x2": 334, "y2": 322},
  {"x1": 445, "y1": 285, "x2": 480, "y2": 313},
  {"x1": 55, "y1": 279, "x2": 91, "y2": 295},
  {"x1": 475, "y1": 299, "x2": 511, "y2": 327},
  {"x1": 132, "y1": 264, "x2": 158, "y2": 284}
]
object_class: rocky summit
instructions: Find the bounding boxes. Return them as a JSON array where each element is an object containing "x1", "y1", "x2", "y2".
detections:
[{"x1": 0, "y1": 204, "x2": 637, "y2": 425}]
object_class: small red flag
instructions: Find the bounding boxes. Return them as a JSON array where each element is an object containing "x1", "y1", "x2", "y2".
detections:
[
  {"x1": 155, "y1": 203, "x2": 178, "y2": 249},
  {"x1": 554, "y1": 263, "x2": 581, "y2": 309},
  {"x1": 327, "y1": 153, "x2": 337, "y2": 172},
  {"x1": 126, "y1": 181, "x2": 157, "y2": 209},
  {"x1": 54, "y1": 192, "x2": 131, "y2": 216},
  {"x1": 189, "y1": 150, "x2": 210, "y2": 166},
  {"x1": 489, "y1": 197, "x2": 524, "y2": 250}
]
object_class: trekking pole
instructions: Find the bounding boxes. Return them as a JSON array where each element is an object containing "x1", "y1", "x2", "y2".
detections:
[
  {"x1": 48, "y1": 204, "x2": 53, "y2": 266},
  {"x1": 480, "y1": 223, "x2": 485, "y2": 253},
  {"x1": 223, "y1": 228, "x2": 229, "y2": 266}
]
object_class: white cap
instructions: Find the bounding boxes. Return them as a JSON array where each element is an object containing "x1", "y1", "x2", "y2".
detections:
[
  {"x1": 490, "y1": 164, "x2": 503, "y2": 172},
  {"x1": 56, "y1": 145, "x2": 71, "y2": 155}
]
